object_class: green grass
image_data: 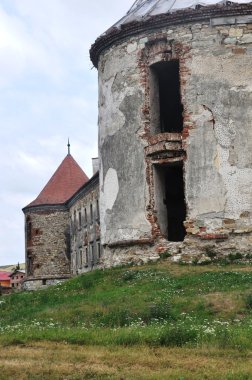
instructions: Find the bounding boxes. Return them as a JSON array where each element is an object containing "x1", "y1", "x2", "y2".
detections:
[{"x1": 0, "y1": 261, "x2": 252, "y2": 349}]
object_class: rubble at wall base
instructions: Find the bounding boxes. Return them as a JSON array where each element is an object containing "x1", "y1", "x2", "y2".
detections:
[
  {"x1": 22, "y1": 277, "x2": 71, "y2": 291},
  {"x1": 100, "y1": 232, "x2": 252, "y2": 268}
]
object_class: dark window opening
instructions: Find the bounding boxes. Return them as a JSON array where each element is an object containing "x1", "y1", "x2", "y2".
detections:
[
  {"x1": 90, "y1": 243, "x2": 94, "y2": 268},
  {"x1": 78, "y1": 211, "x2": 82, "y2": 228},
  {"x1": 90, "y1": 204, "x2": 93, "y2": 224},
  {"x1": 85, "y1": 246, "x2": 88, "y2": 267},
  {"x1": 151, "y1": 60, "x2": 183, "y2": 133},
  {"x1": 79, "y1": 248, "x2": 82, "y2": 268},
  {"x1": 154, "y1": 163, "x2": 186, "y2": 242},
  {"x1": 96, "y1": 199, "x2": 99, "y2": 220},
  {"x1": 27, "y1": 252, "x2": 33, "y2": 276},
  {"x1": 42, "y1": 279, "x2": 47, "y2": 285},
  {"x1": 97, "y1": 241, "x2": 101, "y2": 258},
  {"x1": 74, "y1": 210, "x2": 76, "y2": 227},
  {"x1": 27, "y1": 220, "x2": 32, "y2": 241}
]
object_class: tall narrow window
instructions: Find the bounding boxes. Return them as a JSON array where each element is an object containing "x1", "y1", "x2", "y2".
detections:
[
  {"x1": 150, "y1": 60, "x2": 183, "y2": 133},
  {"x1": 85, "y1": 246, "x2": 88, "y2": 267},
  {"x1": 96, "y1": 199, "x2": 99, "y2": 220},
  {"x1": 27, "y1": 251, "x2": 33, "y2": 276},
  {"x1": 26, "y1": 217, "x2": 32, "y2": 241},
  {"x1": 78, "y1": 211, "x2": 82, "y2": 228},
  {"x1": 84, "y1": 208, "x2": 87, "y2": 225},
  {"x1": 74, "y1": 210, "x2": 77, "y2": 229},
  {"x1": 97, "y1": 241, "x2": 101, "y2": 259},
  {"x1": 79, "y1": 249, "x2": 82, "y2": 268},
  {"x1": 90, "y1": 204, "x2": 93, "y2": 224},
  {"x1": 90, "y1": 243, "x2": 94, "y2": 268},
  {"x1": 154, "y1": 163, "x2": 186, "y2": 242}
]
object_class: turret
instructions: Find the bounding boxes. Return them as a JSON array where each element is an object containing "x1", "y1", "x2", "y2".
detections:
[{"x1": 22, "y1": 145, "x2": 89, "y2": 290}]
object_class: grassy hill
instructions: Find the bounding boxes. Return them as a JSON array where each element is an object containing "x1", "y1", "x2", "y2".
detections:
[
  {"x1": 0, "y1": 261, "x2": 252, "y2": 347},
  {"x1": 0, "y1": 261, "x2": 252, "y2": 379},
  {"x1": 0, "y1": 263, "x2": 25, "y2": 272}
]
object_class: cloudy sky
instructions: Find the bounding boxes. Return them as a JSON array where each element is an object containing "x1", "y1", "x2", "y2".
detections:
[{"x1": 0, "y1": 0, "x2": 134, "y2": 265}]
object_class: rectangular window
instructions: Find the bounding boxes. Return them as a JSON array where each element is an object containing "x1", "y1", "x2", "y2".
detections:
[
  {"x1": 27, "y1": 219, "x2": 32, "y2": 241},
  {"x1": 90, "y1": 243, "x2": 94, "y2": 267},
  {"x1": 150, "y1": 60, "x2": 183, "y2": 133},
  {"x1": 74, "y1": 210, "x2": 77, "y2": 230},
  {"x1": 84, "y1": 208, "x2": 87, "y2": 225},
  {"x1": 27, "y1": 252, "x2": 33, "y2": 276},
  {"x1": 97, "y1": 241, "x2": 101, "y2": 259},
  {"x1": 79, "y1": 249, "x2": 82, "y2": 268},
  {"x1": 96, "y1": 199, "x2": 99, "y2": 220},
  {"x1": 90, "y1": 204, "x2": 93, "y2": 224},
  {"x1": 78, "y1": 211, "x2": 82, "y2": 228},
  {"x1": 85, "y1": 246, "x2": 88, "y2": 266}
]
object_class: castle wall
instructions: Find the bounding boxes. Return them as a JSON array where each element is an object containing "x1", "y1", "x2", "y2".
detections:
[
  {"x1": 98, "y1": 17, "x2": 252, "y2": 264},
  {"x1": 23, "y1": 208, "x2": 71, "y2": 289},
  {"x1": 69, "y1": 175, "x2": 101, "y2": 274}
]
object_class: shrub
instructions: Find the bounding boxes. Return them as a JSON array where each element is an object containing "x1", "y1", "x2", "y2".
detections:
[
  {"x1": 192, "y1": 257, "x2": 199, "y2": 265},
  {"x1": 100, "y1": 308, "x2": 132, "y2": 327},
  {"x1": 205, "y1": 247, "x2": 217, "y2": 259},
  {"x1": 228, "y1": 252, "x2": 243, "y2": 262},
  {"x1": 142, "y1": 302, "x2": 173, "y2": 323},
  {"x1": 121, "y1": 270, "x2": 139, "y2": 282},
  {"x1": 245, "y1": 294, "x2": 252, "y2": 310},
  {"x1": 159, "y1": 250, "x2": 172, "y2": 260},
  {"x1": 159, "y1": 326, "x2": 197, "y2": 347}
]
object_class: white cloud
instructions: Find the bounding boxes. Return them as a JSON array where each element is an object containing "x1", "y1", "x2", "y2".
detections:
[
  {"x1": 0, "y1": 5, "x2": 64, "y2": 87},
  {"x1": 0, "y1": 0, "x2": 133, "y2": 265}
]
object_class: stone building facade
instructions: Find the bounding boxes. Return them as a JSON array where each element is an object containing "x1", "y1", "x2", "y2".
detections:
[
  {"x1": 9, "y1": 269, "x2": 26, "y2": 290},
  {"x1": 69, "y1": 172, "x2": 101, "y2": 275},
  {"x1": 90, "y1": 0, "x2": 252, "y2": 265},
  {"x1": 22, "y1": 153, "x2": 101, "y2": 290}
]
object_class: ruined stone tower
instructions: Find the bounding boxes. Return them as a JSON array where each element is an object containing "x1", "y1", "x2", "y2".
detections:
[
  {"x1": 22, "y1": 151, "x2": 89, "y2": 289},
  {"x1": 90, "y1": 0, "x2": 252, "y2": 264}
]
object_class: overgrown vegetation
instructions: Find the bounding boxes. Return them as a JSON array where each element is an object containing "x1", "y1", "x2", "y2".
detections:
[{"x1": 0, "y1": 261, "x2": 252, "y2": 351}]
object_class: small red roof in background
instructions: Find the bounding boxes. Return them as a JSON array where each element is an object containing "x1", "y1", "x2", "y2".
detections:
[
  {"x1": 0, "y1": 272, "x2": 11, "y2": 280},
  {"x1": 25, "y1": 154, "x2": 89, "y2": 208}
]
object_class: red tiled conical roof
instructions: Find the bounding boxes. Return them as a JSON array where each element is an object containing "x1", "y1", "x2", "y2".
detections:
[{"x1": 26, "y1": 154, "x2": 89, "y2": 207}]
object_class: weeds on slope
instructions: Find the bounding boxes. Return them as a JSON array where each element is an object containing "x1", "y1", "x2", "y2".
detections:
[{"x1": 0, "y1": 262, "x2": 252, "y2": 349}]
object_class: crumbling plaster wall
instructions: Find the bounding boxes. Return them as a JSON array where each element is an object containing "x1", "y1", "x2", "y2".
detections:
[
  {"x1": 98, "y1": 45, "x2": 151, "y2": 246},
  {"x1": 184, "y1": 22, "x2": 252, "y2": 251},
  {"x1": 25, "y1": 209, "x2": 71, "y2": 280},
  {"x1": 98, "y1": 19, "x2": 252, "y2": 262}
]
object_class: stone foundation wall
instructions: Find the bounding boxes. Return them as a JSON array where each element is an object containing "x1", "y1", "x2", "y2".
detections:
[{"x1": 22, "y1": 277, "x2": 70, "y2": 291}]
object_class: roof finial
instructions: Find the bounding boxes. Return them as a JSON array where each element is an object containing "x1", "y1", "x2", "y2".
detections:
[{"x1": 67, "y1": 138, "x2": 70, "y2": 155}]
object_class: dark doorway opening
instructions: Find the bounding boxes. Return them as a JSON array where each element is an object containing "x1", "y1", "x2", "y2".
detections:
[
  {"x1": 151, "y1": 60, "x2": 183, "y2": 133},
  {"x1": 165, "y1": 165, "x2": 186, "y2": 241},
  {"x1": 154, "y1": 163, "x2": 186, "y2": 242}
]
